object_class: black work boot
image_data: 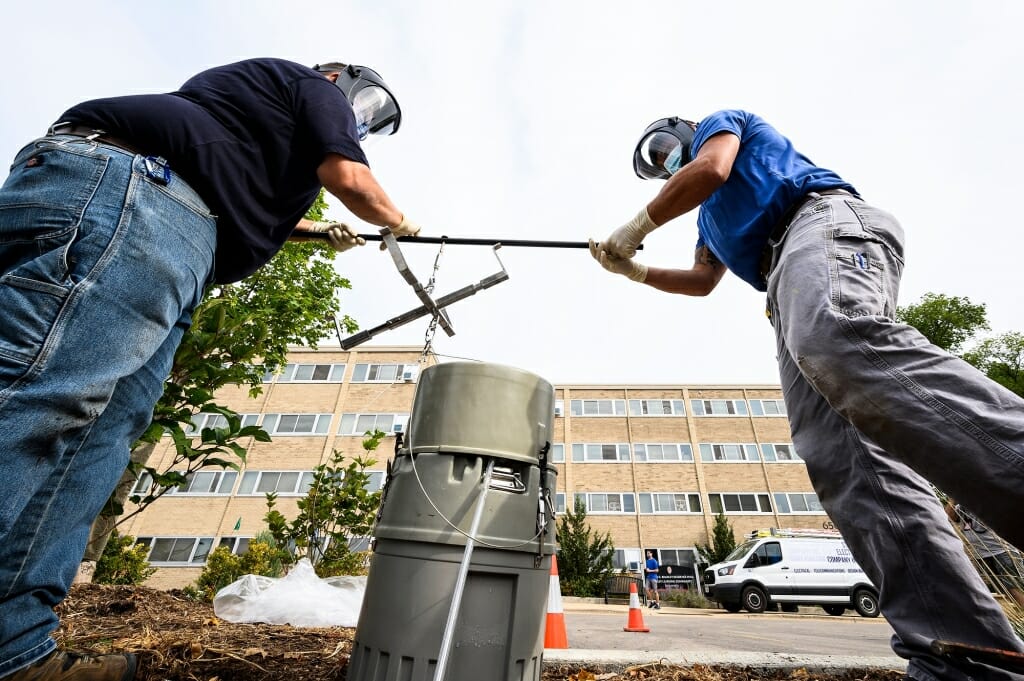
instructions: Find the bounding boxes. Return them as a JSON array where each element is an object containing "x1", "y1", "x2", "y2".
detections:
[{"x1": 3, "y1": 650, "x2": 137, "y2": 681}]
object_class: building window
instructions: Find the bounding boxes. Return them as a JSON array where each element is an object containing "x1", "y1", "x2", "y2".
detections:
[
  {"x1": 261, "y1": 413, "x2": 332, "y2": 435},
  {"x1": 690, "y1": 399, "x2": 748, "y2": 416},
  {"x1": 574, "y1": 492, "x2": 635, "y2": 513},
  {"x1": 707, "y1": 493, "x2": 773, "y2": 514},
  {"x1": 555, "y1": 493, "x2": 566, "y2": 514},
  {"x1": 628, "y1": 399, "x2": 685, "y2": 416},
  {"x1": 169, "y1": 470, "x2": 238, "y2": 495},
  {"x1": 638, "y1": 493, "x2": 702, "y2": 513},
  {"x1": 634, "y1": 443, "x2": 694, "y2": 462},
  {"x1": 185, "y1": 412, "x2": 259, "y2": 435},
  {"x1": 274, "y1": 363, "x2": 347, "y2": 383},
  {"x1": 571, "y1": 443, "x2": 631, "y2": 462},
  {"x1": 611, "y1": 548, "x2": 642, "y2": 572},
  {"x1": 365, "y1": 471, "x2": 385, "y2": 491},
  {"x1": 554, "y1": 400, "x2": 564, "y2": 418},
  {"x1": 774, "y1": 492, "x2": 825, "y2": 514},
  {"x1": 338, "y1": 413, "x2": 409, "y2": 436},
  {"x1": 550, "y1": 443, "x2": 565, "y2": 463},
  {"x1": 698, "y1": 443, "x2": 760, "y2": 462},
  {"x1": 218, "y1": 536, "x2": 252, "y2": 555},
  {"x1": 760, "y1": 443, "x2": 801, "y2": 462},
  {"x1": 749, "y1": 399, "x2": 787, "y2": 416},
  {"x1": 137, "y1": 536, "x2": 214, "y2": 565},
  {"x1": 569, "y1": 399, "x2": 626, "y2": 416},
  {"x1": 237, "y1": 470, "x2": 317, "y2": 496},
  {"x1": 351, "y1": 363, "x2": 417, "y2": 382}
]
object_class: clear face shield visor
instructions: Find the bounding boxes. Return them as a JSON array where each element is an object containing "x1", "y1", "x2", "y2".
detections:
[
  {"x1": 333, "y1": 64, "x2": 402, "y2": 142},
  {"x1": 632, "y1": 118, "x2": 696, "y2": 180}
]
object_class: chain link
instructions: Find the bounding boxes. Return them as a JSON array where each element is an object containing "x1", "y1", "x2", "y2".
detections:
[{"x1": 420, "y1": 238, "x2": 447, "y2": 362}]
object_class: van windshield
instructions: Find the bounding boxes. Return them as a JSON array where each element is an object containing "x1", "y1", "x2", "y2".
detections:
[{"x1": 724, "y1": 540, "x2": 759, "y2": 562}]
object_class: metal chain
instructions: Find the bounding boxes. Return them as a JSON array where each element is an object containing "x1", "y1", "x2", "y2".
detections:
[{"x1": 420, "y1": 239, "x2": 447, "y2": 361}]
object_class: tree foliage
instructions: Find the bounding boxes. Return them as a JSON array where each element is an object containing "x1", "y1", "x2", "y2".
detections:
[
  {"x1": 192, "y1": 531, "x2": 290, "y2": 602},
  {"x1": 555, "y1": 497, "x2": 615, "y2": 597},
  {"x1": 93, "y1": 530, "x2": 156, "y2": 585},
  {"x1": 697, "y1": 513, "x2": 737, "y2": 565},
  {"x1": 264, "y1": 431, "x2": 385, "y2": 578},
  {"x1": 963, "y1": 332, "x2": 1024, "y2": 397},
  {"x1": 895, "y1": 292, "x2": 989, "y2": 353}
]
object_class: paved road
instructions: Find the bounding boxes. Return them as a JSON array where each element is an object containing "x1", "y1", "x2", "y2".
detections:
[{"x1": 558, "y1": 602, "x2": 900, "y2": 661}]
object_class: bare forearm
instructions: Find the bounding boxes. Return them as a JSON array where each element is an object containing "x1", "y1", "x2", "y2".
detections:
[
  {"x1": 317, "y1": 153, "x2": 403, "y2": 227},
  {"x1": 647, "y1": 152, "x2": 731, "y2": 225},
  {"x1": 642, "y1": 266, "x2": 718, "y2": 296}
]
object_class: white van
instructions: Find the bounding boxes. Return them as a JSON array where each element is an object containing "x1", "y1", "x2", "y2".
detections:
[{"x1": 702, "y1": 529, "x2": 879, "y2": 617}]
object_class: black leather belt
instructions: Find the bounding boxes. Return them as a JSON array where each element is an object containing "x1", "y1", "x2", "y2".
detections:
[
  {"x1": 759, "y1": 188, "x2": 858, "y2": 282},
  {"x1": 49, "y1": 123, "x2": 144, "y2": 157}
]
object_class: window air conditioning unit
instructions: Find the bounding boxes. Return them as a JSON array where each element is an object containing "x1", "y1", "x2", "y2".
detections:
[
  {"x1": 392, "y1": 423, "x2": 404, "y2": 433},
  {"x1": 554, "y1": 406, "x2": 563, "y2": 417},
  {"x1": 402, "y1": 367, "x2": 418, "y2": 382}
]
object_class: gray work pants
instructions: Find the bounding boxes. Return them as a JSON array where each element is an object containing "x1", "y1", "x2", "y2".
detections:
[{"x1": 765, "y1": 193, "x2": 1024, "y2": 681}]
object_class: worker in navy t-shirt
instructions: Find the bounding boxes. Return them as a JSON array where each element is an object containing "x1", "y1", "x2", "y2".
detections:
[
  {"x1": 588, "y1": 111, "x2": 1024, "y2": 681},
  {"x1": 0, "y1": 58, "x2": 417, "y2": 680}
]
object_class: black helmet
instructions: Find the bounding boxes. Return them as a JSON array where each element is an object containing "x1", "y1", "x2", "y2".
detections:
[
  {"x1": 316, "y1": 63, "x2": 402, "y2": 140},
  {"x1": 632, "y1": 117, "x2": 697, "y2": 180}
]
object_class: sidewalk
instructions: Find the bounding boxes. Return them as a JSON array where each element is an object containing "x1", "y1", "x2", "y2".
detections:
[{"x1": 545, "y1": 597, "x2": 907, "y2": 672}]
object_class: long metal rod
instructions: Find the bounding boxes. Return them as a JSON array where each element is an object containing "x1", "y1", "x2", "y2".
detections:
[
  {"x1": 434, "y1": 459, "x2": 495, "y2": 681},
  {"x1": 295, "y1": 229, "x2": 643, "y2": 250}
]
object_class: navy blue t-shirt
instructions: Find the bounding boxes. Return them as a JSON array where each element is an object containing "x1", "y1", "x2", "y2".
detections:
[
  {"x1": 61, "y1": 58, "x2": 368, "y2": 283},
  {"x1": 691, "y1": 110, "x2": 857, "y2": 291}
]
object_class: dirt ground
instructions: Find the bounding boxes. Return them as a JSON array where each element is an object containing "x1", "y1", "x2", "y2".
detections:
[{"x1": 55, "y1": 584, "x2": 905, "y2": 681}]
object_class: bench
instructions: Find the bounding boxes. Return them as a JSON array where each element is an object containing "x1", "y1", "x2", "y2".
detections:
[{"x1": 603, "y1": 575, "x2": 647, "y2": 605}]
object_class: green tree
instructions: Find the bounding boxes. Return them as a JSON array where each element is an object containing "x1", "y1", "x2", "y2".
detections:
[
  {"x1": 555, "y1": 497, "x2": 615, "y2": 597},
  {"x1": 264, "y1": 431, "x2": 385, "y2": 578},
  {"x1": 895, "y1": 292, "x2": 989, "y2": 353},
  {"x1": 697, "y1": 513, "x2": 737, "y2": 565},
  {"x1": 93, "y1": 530, "x2": 156, "y2": 585},
  {"x1": 192, "y1": 531, "x2": 290, "y2": 602},
  {"x1": 963, "y1": 332, "x2": 1024, "y2": 397},
  {"x1": 82, "y1": 190, "x2": 359, "y2": 574}
]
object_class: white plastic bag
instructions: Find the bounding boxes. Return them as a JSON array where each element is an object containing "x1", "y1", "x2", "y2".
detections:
[{"x1": 213, "y1": 558, "x2": 366, "y2": 627}]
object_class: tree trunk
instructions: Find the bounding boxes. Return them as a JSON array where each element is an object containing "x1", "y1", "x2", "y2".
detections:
[{"x1": 74, "y1": 442, "x2": 157, "y2": 583}]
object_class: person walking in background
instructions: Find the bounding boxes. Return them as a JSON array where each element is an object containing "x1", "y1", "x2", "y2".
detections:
[
  {"x1": 0, "y1": 58, "x2": 418, "y2": 681},
  {"x1": 644, "y1": 550, "x2": 661, "y2": 609},
  {"x1": 589, "y1": 110, "x2": 1024, "y2": 681}
]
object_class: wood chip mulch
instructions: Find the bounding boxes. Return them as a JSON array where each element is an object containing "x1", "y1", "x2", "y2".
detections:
[{"x1": 54, "y1": 584, "x2": 904, "y2": 681}]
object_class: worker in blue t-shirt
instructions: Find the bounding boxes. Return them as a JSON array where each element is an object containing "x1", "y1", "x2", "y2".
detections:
[
  {"x1": 644, "y1": 550, "x2": 661, "y2": 609},
  {"x1": 0, "y1": 58, "x2": 418, "y2": 681},
  {"x1": 589, "y1": 111, "x2": 1024, "y2": 681}
]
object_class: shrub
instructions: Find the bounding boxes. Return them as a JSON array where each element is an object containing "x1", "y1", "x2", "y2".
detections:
[
  {"x1": 663, "y1": 588, "x2": 712, "y2": 609},
  {"x1": 93, "y1": 530, "x2": 156, "y2": 585},
  {"x1": 192, "y1": 535, "x2": 288, "y2": 602}
]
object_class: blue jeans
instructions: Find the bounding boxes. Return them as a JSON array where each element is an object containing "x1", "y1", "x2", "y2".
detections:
[
  {"x1": 766, "y1": 194, "x2": 1024, "y2": 681},
  {"x1": 0, "y1": 136, "x2": 215, "y2": 676}
]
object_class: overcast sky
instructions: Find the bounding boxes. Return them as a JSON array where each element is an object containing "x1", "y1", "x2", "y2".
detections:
[{"x1": 3, "y1": 1, "x2": 1022, "y2": 385}]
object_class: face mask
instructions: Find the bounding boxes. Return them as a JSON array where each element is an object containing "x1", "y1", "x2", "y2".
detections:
[
  {"x1": 355, "y1": 121, "x2": 370, "y2": 141},
  {"x1": 664, "y1": 145, "x2": 683, "y2": 175}
]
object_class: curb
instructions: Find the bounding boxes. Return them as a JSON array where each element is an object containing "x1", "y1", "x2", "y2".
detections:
[{"x1": 543, "y1": 649, "x2": 907, "y2": 671}]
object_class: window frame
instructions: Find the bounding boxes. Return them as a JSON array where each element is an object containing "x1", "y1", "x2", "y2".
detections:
[
  {"x1": 706, "y1": 492, "x2": 774, "y2": 515},
  {"x1": 698, "y1": 443, "x2": 761, "y2": 462},
  {"x1": 638, "y1": 492, "x2": 703, "y2": 514},
  {"x1": 633, "y1": 443, "x2": 694, "y2": 462},
  {"x1": 690, "y1": 399, "x2": 749, "y2": 417},
  {"x1": 136, "y1": 536, "x2": 215, "y2": 565},
  {"x1": 569, "y1": 399, "x2": 626, "y2": 417},
  {"x1": 337, "y1": 412, "x2": 410, "y2": 436},
  {"x1": 628, "y1": 399, "x2": 686, "y2": 417},
  {"x1": 573, "y1": 492, "x2": 636, "y2": 514},
  {"x1": 260, "y1": 413, "x2": 332, "y2": 436},
  {"x1": 570, "y1": 443, "x2": 632, "y2": 463},
  {"x1": 748, "y1": 399, "x2": 787, "y2": 417}
]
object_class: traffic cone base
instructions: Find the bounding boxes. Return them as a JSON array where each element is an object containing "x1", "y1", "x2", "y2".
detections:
[
  {"x1": 623, "y1": 582, "x2": 650, "y2": 633},
  {"x1": 544, "y1": 555, "x2": 569, "y2": 648}
]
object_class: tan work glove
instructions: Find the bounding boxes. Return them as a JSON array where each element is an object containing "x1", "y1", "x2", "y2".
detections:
[
  {"x1": 603, "y1": 207, "x2": 659, "y2": 258},
  {"x1": 589, "y1": 239, "x2": 648, "y2": 282},
  {"x1": 308, "y1": 221, "x2": 366, "y2": 252},
  {"x1": 380, "y1": 215, "x2": 422, "y2": 250}
]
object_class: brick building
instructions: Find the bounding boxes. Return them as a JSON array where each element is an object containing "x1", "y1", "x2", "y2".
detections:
[{"x1": 121, "y1": 346, "x2": 829, "y2": 589}]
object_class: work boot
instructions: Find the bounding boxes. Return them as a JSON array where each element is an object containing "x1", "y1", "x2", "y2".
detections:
[{"x1": 3, "y1": 650, "x2": 137, "y2": 681}]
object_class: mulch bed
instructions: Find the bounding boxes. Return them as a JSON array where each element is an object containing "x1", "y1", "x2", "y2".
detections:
[{"x1": 55, "y1": 584, "x2": 904, "y2": 681}]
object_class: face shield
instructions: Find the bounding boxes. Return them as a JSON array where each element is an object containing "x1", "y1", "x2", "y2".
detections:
[
  {"x1": 333, "y1": 65, "x2": 402, "y2": 141},
  {"x1": 632, "y1": 117, "x2": 696, "y2": 180}
]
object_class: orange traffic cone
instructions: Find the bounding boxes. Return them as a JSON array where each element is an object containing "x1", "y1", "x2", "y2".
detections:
[
  {"x1": 543, "y1": 555, "x2": 569, "y2": 648},
  {"x1": 623, "y1": 581, "x2": 650, "y2": 632}
]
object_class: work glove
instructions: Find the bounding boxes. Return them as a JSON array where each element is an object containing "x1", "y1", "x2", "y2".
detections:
[
  {"x1": 603, "y1": 207, "x2": 659, "y2": 258},
  {"x1": 589, "y1": 239, "x2": 648, "y2": 283},
  {"x1": 308, "y1": 221, "x2": 366, "y2": 252},
  {"x1": 380, "y1": 215, "x2": 422, "y2": 250}
]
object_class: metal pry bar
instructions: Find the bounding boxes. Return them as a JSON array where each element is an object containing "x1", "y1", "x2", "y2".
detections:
[
  {"x1": 379, "y1": 228, "x2": 454, "y2": 338},
  {"x1": 338, "y1": 245, "x2": 509, "y2": 350},
  {"x1": 296, "y1": 230, "x2": 643, "y2": 250}
]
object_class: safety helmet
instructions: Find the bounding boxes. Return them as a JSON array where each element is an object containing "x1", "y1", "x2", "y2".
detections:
[
  {"x1": 316, "y1": 63, "x2": 402, "y2": 140},
  {"x1": 632, "y1": 116, "x2": 697, "y2": 180}
]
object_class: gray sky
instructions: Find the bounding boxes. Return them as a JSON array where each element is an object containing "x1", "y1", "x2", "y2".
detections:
[{"x1": 3, "y1": 1, "x2": 1022, "y2": 385}]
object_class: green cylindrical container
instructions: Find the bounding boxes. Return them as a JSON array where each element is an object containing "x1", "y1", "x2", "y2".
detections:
[{"x1": 348, "y1": 362, "x2": 557, "y2": 681}]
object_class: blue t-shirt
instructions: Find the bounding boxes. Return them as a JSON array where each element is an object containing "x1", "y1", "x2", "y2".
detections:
[
  {"x1": 690, "y1": 110, "x2": 857, "y2": 291},
  {"x1": 61, "y1": 58, "x2": 368, "y2": 283},
  {"x1": 645, "y1": 557, "x2": 659, "y2": 581}
]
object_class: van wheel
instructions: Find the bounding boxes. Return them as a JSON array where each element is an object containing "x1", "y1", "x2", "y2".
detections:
[
  {"x1": 741, "y1": 586, "x2": 767, "y2": 613},
  {"x1": 723, "y1": 602, "x2": 742, "y2": 613},
  {"x1": 823, "y1": 605, "x2": 846, "y2": 616},
  {"x1": 853, "y1": 589, "x2": 880, "y2": 618}
]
